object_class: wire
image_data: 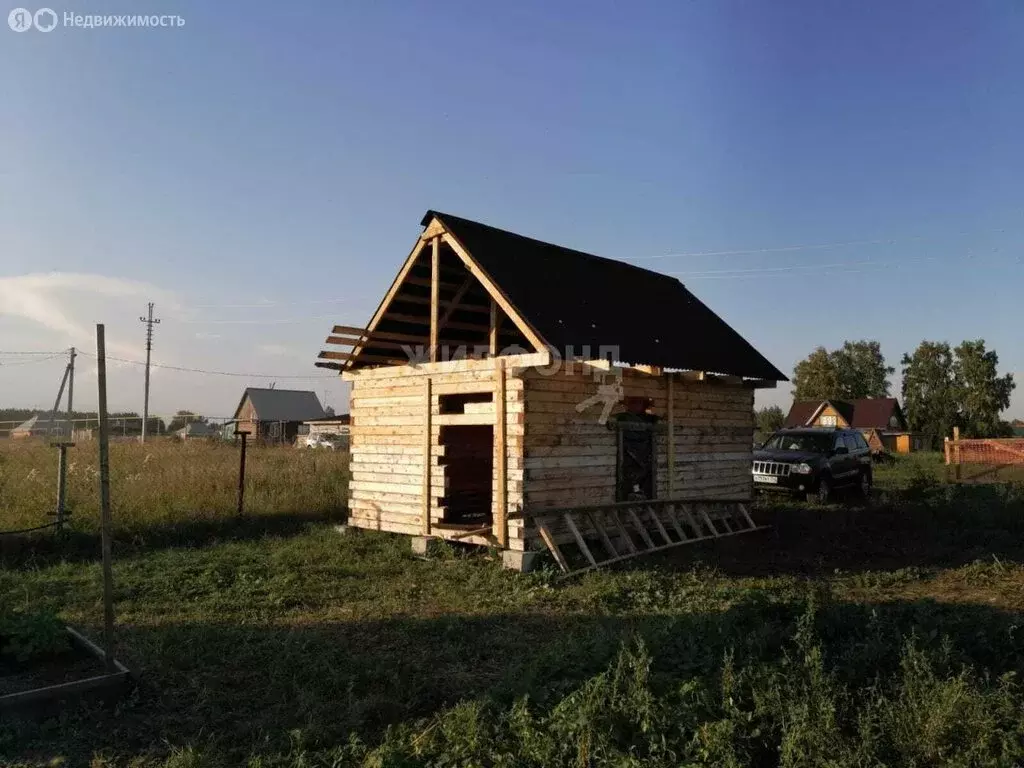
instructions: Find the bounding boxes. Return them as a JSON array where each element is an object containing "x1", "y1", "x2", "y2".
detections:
[
  {"x1": 634, "y1": 224, "x2": 1015, "y2": 260},
  {"x1": 669, "y1": 255, "x2": 940, "y2": 278},
  {"x1": 167, "y1": 315, "x2": 349, "y2": 325},
  {"x1": 76, "y1": 350, "x2": 337, "y2": 379},
  {"x1": 0, "y1": 520, "x2": 61, "y2": 536},
  {"x1": 0, "y1": 350, "x2": 66, "y2": 356},
  {"x1": 0, "y1": 354, "x2": 63, "y2": 367}
]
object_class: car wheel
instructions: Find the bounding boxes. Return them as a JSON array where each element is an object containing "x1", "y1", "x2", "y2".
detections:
[{"x1": 808, "y1": 476, "x2": 832, "y2": 504}]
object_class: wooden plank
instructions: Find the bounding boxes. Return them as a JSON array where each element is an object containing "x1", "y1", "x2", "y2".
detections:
[
  {"x1": 627, "y1": 508, "x2": 657, "y2": 550},
  {"x1": 421, "y1": 216, "x2": 446, "y2": 240},
  {"x1": 441, "y1": 231, "x2": 549, "y2": 353},
  {"x1": 438, "y1": 276, "x2": 477, "y2": 331},
  {"x1": 434, "y1": 413, "x2": 495, "y2": 426},
  {"x1": 333, "y1": 326, "x2": 427, "y2": 344},
  {"x1": 381, "y1": 312, "x2": 492, "y2": 335},
  {"x1": 698, "y1": 504, "x2": 719, "y2": 536},
  {"x1": 406, "y1": 275, "x2": 461, "y2": 292},
  {"x1": 494, "y1": 360, "x2": 508, "y2": 548},
  {"x1": 489, "y1": 299, "x2": 499, "y2": 357},
  {"x1": 345, "y1": 351, "x2": 550, "y2": 380},
  {"x1": 0, "y1": 670, "x2": 129, "y2": 711},
  {"x1": 538, "y1": 523, "x2": 570, "y2": 573},
  {"x1": 327, "y1": 336, "x2": 422, "y2": 352},
  {"x1": 609, "y1": 509, "x2": 638, "y2": 554},
  {"x1": 564, "y1": 513, "x2": 598, "y2": 568},
  {"x1": 664, "y1": 503, "x2": 689, "y2": 541},
  {"x1": 422, "y1": 378, "x2": 432, "y2": 535},
  {"x1": 646, "y1": 504, "x2": 673, "y2": 545},
  {"x1": 667, "y1": 373, "x2": 675, "y2": 497},
  {"x1": 394, "y1": 290, "x2": 490, "y2": 315},
  {"x1": 319, "y1": 350, "x2": 405, "y2": 364},
  {"x1": 315, "y1": 361, "x2": 344, "y2": 371},
  {"x1": 587, "y1": 511, "x2": 618, "y2": 558},
  {"x1": 430, "y1": 238, "x2": 440, "y2": 362}
]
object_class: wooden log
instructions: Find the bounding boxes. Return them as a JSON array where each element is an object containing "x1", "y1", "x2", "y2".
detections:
[{"x1": 495, "y1": 360, "x2": 508, "y2": 548}]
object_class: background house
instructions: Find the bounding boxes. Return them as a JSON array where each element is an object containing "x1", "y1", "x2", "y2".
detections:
[
  {"x1": 231, "y1": 388, "x2": 326, "y2": 444},
  {"x1": 1012, "y1": 419, "x2": 1024, "y2": 438},
  {"x1": 784, "y1": 398, "x2": 923, "y2": 453}
]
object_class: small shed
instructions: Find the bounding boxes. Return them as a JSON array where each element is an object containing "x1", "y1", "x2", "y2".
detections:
[
  {"x1": 319, "y1": 211, "x2": 786, "y2": 570},
  {"x1": 784, "y1": 398, "x2": 923, "y2": 453},
  {"x1": 231, "y1": 388, "x2": 326, "y2": 443}
]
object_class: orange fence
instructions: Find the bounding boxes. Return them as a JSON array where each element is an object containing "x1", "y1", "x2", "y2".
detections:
[{"x1": 945, "y1": 429, "x2": 1024, "y2": 482}]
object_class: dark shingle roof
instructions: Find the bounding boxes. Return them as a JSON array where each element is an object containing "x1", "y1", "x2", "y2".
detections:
[
  {"x1": 425, "y1": 211, "x2": 786, "y2": 381},
  {"x1": 785, "y1": 398, "x2": 905, "y2": 430},
  {"x1": 234, "y1": 388, "x2": 325, "y2": 422}
]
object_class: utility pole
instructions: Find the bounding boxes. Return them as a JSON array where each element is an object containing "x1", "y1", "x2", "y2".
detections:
[{"x1": 139, "y1": 302, "x2": 161, "y2": 443}]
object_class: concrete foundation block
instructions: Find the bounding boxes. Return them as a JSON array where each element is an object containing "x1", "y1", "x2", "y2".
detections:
[
  {"x1": 410, "y1": 536, "x2": 431, "y2": 556},
  {"x1": 501, "y1": 550, "x2": 541, "y2": 573}
]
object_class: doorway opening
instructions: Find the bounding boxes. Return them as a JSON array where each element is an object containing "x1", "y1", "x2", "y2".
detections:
[{"x1": 439, "y1": 424, "x2": 494, "y2": 527}]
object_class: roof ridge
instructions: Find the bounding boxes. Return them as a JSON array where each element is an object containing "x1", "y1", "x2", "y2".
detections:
[{"x1": 424, "y1": 210, "x2": 685, "y2": 285}]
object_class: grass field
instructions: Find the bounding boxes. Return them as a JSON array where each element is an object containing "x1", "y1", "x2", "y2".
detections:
[{"x1": 2, "y1": 445, "x2": 1024, "y2": 766}]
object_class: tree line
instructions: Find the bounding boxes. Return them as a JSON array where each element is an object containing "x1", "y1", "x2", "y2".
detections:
[
  {"x1": 0, "y1": 408, "x2": 210, "y2": 435},
  {"x1": 755, "y1": 339, "x2": 1016, "y2": 445}
]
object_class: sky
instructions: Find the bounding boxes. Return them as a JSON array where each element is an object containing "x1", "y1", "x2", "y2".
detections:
[{"x1": 2, "y1": 0, "x2": 1022, "y2": 424}]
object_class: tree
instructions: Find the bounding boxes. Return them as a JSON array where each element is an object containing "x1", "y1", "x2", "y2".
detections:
[
  {"x1": 832, "y1": 340, "x2": 894, "y2": 400},
  {"x1": 792, "y1": 340, "x2": 893, "y2": 401},
  {"x1": 952, "y1": 340, "x2": 1015, "y2": 437},
  {"x1": 755, "y1": 405, "x2": 785, "y2": 436},
  {"x1": 167, "y1": 410, "x2": 206, "y2": 433},
  {"x1": 792, "y1": 347, "x2": 841, "y2": 400},
  {"x1": 901, "y1": 342, "x2": 958, "y2": 447}
]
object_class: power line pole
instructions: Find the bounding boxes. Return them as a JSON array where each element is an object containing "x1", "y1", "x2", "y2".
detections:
[{"x1": 139, "y1": 302, "x2": 161, "y2": 443}]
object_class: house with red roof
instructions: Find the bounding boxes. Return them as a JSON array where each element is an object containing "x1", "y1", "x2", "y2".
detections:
[{"x1": 784, "y1": 398, "x2": 923, "y2": 453}]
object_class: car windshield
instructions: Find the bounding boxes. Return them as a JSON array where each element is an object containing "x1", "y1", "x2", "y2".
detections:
[{"x1": 763, "y1": 433, "x2": 832, "y2": 453}]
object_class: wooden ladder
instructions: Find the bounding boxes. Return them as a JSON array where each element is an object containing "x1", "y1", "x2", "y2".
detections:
[{"x1": 529, "y1": 498, "x2": 765, "y2": 577}]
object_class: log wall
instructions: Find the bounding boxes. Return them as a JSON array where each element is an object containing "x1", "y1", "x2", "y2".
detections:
[
  {"x1": 345, "y1": 359, "x2": 755, "y2": 554},
  {"x1": 345, "y1": 359, "x2": 528, "y2": 550},
  {"x1": 521, "y1": 365, "x2": 755, "y2": 514}
]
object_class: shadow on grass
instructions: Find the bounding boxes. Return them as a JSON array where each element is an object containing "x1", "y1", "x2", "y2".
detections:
[
  {"x1": 0, "y1": 507, "x2": 344, "y2": 570},
  {"x1": 647, "y1": 483, "x2": 1024, "y2": 578},
  {"x1": 5, "y1": 595, "x2": 1024, "y2": 764}
]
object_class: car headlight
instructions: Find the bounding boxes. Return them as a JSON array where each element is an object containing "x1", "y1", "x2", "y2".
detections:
[{"x1": 792, "y1": 463, "x2": 813, "y2": 475}]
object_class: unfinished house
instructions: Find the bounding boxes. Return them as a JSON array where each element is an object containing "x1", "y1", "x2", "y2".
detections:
[{"x1": 319, "y1": 211, "x2": 786, "y2": 573}]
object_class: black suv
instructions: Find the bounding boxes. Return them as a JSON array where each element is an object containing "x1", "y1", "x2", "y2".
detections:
[{"x1": 752, "y1": 427, "x2": 872, "y2": 503}]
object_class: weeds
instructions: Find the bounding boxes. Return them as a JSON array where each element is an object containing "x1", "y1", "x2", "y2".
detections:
[{"x1": 2, "y1": 449, "x2": 1024, "y2": 765}]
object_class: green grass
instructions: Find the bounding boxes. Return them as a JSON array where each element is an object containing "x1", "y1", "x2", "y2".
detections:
[{"x1": 2, "y1": 449, "x2": 1024, "y2": 766}]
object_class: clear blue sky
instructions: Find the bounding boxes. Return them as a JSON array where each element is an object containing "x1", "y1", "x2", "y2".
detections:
[{"x1": 2, "y1": 0, "x2": 1022, "y2": 419}]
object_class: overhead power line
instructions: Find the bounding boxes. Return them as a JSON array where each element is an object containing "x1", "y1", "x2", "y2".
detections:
[
  {"x1": 76, "y1": 350, "x2": 336, "y2": 379},
  {"x1": 0, "y1": 350, "x2": 67, "y2": 355},
  {"x1": 635, "y1": 224, "x2": 1015, "y2": 261},
  {"x1": 0, "y1": 354, "x2": 63, "y2": 367}
]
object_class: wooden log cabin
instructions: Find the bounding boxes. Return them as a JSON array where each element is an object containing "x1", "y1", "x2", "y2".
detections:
[{"x1": 319, "y1": 211, "x2": 787, "y2": 570}]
